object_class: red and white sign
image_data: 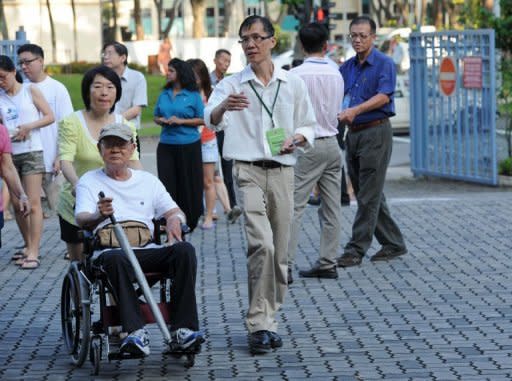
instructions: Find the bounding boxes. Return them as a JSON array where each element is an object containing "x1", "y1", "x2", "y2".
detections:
[
  {"x1": 439, "y1": 57, "x2": 457, "y2": 96},
  {"x1": 463, "y1": 56, "x2": 482, "y2": 89}
]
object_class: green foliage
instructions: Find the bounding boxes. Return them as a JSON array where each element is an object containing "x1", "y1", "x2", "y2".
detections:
[
  {"x1": 273, "y1": 24, "x2": 292, "y2": 55},
  {"x1": 498, "y1": 157, "x2": 512, "y2": 175},
  {"x1": 458, "y1": 0, "x2": 494, "y2": 29}
]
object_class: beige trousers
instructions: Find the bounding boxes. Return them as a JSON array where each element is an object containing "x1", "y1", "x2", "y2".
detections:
[{"x1": 234, "y1": 161, "x2": 293, "y2": 333}]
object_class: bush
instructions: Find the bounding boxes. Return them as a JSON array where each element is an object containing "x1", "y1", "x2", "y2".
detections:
[
  {"x1": 46, "y1": 61, "x2": 147, "y2": 75},
  {"x1": 128, "y1": 62, "x2": 147, "y2": 74},
  {"x1": 498, "y1": 157, "x2": 512, "y2": 175}
]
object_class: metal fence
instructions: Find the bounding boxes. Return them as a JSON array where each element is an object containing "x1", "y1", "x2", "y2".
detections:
[
  {"x1": 409, "y1": 29, "x2": 497, "y2": 185},
  {"x1": 0, "y1": 27, "x2": 28, "y2": 67}
]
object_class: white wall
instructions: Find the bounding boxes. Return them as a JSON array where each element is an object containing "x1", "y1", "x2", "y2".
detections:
[
  {"x1": 126, "y1": 38, "x2": 247, "y2": 73},
  {"x1": 4, "y1": 0, "x2": 102, "y2": 64}
]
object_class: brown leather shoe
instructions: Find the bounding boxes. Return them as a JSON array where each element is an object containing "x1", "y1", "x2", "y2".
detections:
[
  {"x1": 370, "y1": 247, "x2": 407, "y2": 261},
  {"x1": 336, "y1": 253, "x2": 363, "y2": 267}
]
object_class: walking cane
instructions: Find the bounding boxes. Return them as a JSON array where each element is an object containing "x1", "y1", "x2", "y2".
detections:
[{"x1": 98, "y1": 192, "x2": 172, "y2": 345}]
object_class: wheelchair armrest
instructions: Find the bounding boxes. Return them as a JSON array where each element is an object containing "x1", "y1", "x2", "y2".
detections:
[
  {"x1": 153, "y1": 218, "x2": 191, "y2": 244},
  {"x1": 77, "y1": 229, "x2": 95, "y2": 255}
]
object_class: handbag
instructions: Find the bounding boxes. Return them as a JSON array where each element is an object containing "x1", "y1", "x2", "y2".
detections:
[{"x1": 95, "y1": 220, "x2": 152, "y2": 248}]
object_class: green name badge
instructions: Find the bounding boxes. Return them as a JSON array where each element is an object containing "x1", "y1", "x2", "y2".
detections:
[{"x1": 266, "y1": 127, "x2": 286, "y2": 156}]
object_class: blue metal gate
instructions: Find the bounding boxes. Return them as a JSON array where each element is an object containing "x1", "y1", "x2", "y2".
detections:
[
  {"x1": 409, "y1": 29, "x2": 497, "y2": 185},
  {"x1": 0, "y1": 27, "x2": 28, "y2": 67}
]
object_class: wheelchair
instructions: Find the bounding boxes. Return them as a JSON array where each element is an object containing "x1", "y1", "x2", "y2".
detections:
[{"x1": 60, "y1": 219, "x2": 201, "y2": 375}]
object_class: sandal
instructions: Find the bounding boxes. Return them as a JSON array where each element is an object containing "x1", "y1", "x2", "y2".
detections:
[
  {"x1": 11, "y1": 251, "x2": 26, "y2": 261},
  {"x1": 15, "y1": 256, "x2": 28, "y2": 265},
  {"x1": 20, "y1": 258, "x2": 40, "y2": 270},
  {"x1": 200, "y1": 222, "x2": 215, "y2": 230}
]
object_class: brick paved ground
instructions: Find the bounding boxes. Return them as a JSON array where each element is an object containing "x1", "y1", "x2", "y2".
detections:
[{"x1": 1, "y1": 173, "x2": 511, "y2": 380}]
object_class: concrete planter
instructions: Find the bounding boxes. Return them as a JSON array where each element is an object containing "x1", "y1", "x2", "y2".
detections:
[{"x1": 499, "y1": 175, "x2": 512, "y2": 186}]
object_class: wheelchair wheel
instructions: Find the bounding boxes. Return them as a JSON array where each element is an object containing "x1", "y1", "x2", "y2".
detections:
[
  {"x1": 90, "y1": 336, "x2": 101, "y2": 376},
  {"x1": 61, "y1": 264, "x2": 91, "y2": 366}
]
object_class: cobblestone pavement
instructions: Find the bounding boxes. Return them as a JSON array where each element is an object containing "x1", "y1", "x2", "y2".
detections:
[{"x1": 1, "y1": 175, "x2": 511, "y2": 380}]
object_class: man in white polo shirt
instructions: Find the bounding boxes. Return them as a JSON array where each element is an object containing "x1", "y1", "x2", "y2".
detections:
[
  {"x1": 17, "y1": 43, "x2": 74, "y2": 218},
  {"x1": 102, "y1": 41, "x2": 148, "y2": 153},
  {"x1": 287, "y1": 23, "x2": 344, "y2": 282}
]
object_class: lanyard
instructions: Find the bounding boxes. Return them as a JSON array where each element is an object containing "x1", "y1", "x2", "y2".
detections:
[{"x1": 248, "y1": 79, "x2": 281, "y2": 128}]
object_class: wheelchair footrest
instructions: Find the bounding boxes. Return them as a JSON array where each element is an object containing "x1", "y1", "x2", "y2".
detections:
[{"x1": 107, "y1": 350, "x2": 146, "y2": 361}]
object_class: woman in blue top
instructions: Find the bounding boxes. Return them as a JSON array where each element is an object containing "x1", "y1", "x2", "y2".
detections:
[{"x1": 154, "y1": 58, "x2": 204, "y2": 231}]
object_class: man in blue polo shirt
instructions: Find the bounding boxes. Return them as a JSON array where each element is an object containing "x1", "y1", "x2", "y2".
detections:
[{"x1": 337, "y1": 16, "x2": 407, "y2": 267}]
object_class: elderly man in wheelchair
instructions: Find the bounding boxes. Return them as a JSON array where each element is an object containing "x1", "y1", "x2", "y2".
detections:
[{"x1": 73, "y1": 122, "x2": 204, "y2": 358}]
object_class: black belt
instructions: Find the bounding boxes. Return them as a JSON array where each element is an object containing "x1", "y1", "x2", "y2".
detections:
[
  {"x1": 348, "y1": 118, "x2": 389, "y2": 132},
  {"x1": 238, "y1": 160, "x2": 289, "y2": 169},
  {"x1": 316, "y1": 136, "x2": 335, "y2": 140}
]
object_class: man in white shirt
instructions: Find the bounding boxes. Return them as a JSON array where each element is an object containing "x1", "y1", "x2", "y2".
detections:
[
  {"x1": 75, "y1": 123, "x2": 203, "y2": 357},
  {"x1": 210, "y1": 49, "x2": 231, "y2": 87},
  {"x1": 102, "y1": 41, "x2": 148, "y2": 153},
  {"x1": 205, "y1": 15, "x2": 316, "y2": 355},
  {"x1": 287, "y1": 23, "x2": 345, "y2": 282},
  {"x1": 17, "y1": 44, "x2": 74, "y2": 218}
]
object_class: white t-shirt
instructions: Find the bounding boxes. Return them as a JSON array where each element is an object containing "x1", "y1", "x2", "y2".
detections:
[
  {"x1": 75, "y1": 168, "x2": 177, "y2": 234},
  {"x1": 0, "y1": 84, "x2": 42, "y2": 155},
  {"x1": 33, "y1": 76, "x2": 74, "y2": 172}
]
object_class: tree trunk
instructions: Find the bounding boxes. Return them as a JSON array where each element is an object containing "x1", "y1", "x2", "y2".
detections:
[
  {"x1": 222, "y1": 0, "x2": 233, "y2": 37},
  {"x1": 153, "y1": 0, "x2": 163, "y2": 39},
  {"x1": 421, "y1": 0, "x2": 427, "y2": 25},
  {"x1": 433, "y1": 0, "x2": 444, "y2": 29},
  {"x1": 71, "y1": 0, "x2": 78, "y2": 61},
  {"x1": 190, "y1": 0, "x2": 205, "y2": 38},
  {"x1": 46, "y1": 0, "x2": 57, "y2": 62},
  {"x1": 112, "y1": 0, "x2": 119, "y2": 40},
  {"x1": 134, "y1": 0, "x2": 144, "y2": 40},
  {"x1": 0, "y1": 0, "x2": 8, "y2": 40}
]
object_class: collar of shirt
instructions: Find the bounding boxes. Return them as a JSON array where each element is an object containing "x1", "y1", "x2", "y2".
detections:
[
  {"x1": 303, "y1": 57, "x2": 329, "y2": 65},
  {"x1": 120, "y1": 66, "x2": 130, "y2": 81},
  {"x1": 239, "y1": 64, "x2": 289, "y2": 87}
]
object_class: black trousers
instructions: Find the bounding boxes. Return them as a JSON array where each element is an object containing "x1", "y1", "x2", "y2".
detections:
[
  {"x1": 157, "y1": 141, "x2": 203, "y2": 231},
  {"x1": 216, "y1": 131, "x2": 237, "y2": 208},
  {"x1": 95, "y1": 242, "x2": 199, "y2": 333}
]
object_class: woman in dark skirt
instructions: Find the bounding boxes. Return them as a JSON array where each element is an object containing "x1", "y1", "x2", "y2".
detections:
[{"x1": 154, "y1": 58, "x2": 204, "y2": 231}]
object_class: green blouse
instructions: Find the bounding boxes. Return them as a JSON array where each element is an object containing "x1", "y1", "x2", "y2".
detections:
[{"x1": 57, "y1": 111, "x2": 139, "y2": 226}]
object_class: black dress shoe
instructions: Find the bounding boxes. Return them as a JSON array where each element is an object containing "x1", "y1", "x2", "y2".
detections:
[
  {"x1": 249, "y1": 330, "x2": 271, "y2": 354},
  {"x1": 370, "y1": 247, "x2": 407, "y2": 261},
  {"x1": 287, "y1": 267, "x2": 293, "y2": 285},
  {"x1": 336, "y1": 253, "x2": 363, "y2": 267},
  {"x1": 299, "y1": 265, "x2": 338, "y2": 279},
  {"x1": 267, "y1": 331, "x2": 283, "y2": 348}
]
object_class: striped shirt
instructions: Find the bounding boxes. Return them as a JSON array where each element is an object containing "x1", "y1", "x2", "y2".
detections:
[{"x1": 291, "y1": 57, "x2": 344, "y2": 138}]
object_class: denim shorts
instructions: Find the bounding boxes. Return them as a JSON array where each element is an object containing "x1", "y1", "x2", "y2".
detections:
[
  {"x1": 12, "y1": 150, "x2": 45, "y2": 176},
  {"x1": 202, "y1": 138, "x2": 219, "y2": 164}
]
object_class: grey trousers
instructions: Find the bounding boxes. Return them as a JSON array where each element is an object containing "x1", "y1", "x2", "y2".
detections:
[
  {"x1": 287, "y1": 137, "x2": 342, "y2": 269},
  {"x1": 344, "y1": 120, "x2": 406, "y2": 256},
  {"x1": 234, "y1": 162, "x2": 293, "y2": 333}
]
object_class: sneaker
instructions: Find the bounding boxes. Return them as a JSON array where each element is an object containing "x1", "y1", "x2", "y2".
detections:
[
  {"x1": 227, "y1": 205, "x2": 242, "y2": 224},
  {"x1": 120, "y1": 328, "x2": 150, "y2": 356},
  {"x1": 171, "y1": 328, "x2": 204, "y2": 350}
]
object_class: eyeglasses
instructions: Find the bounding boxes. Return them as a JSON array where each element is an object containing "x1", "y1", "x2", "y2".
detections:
[
  {"x1": 348, "y1": 33, "x2": 374, "y2": 41},
  {"x1": 238, "y1": 34, "x2": 273, "y2": 45},
  {"x1": 17, "y1": 57, "x2": 39, "y2": 67}
]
